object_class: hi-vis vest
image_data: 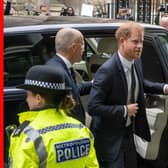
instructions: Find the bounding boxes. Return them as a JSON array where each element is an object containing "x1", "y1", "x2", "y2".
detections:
[{"x1": 9, "y1": 108, "x2": 99, "y2": 168}]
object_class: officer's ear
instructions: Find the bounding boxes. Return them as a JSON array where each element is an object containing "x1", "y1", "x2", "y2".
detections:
[{"x1": 36, "y1": 94, "x2": 46, "y2": 106}]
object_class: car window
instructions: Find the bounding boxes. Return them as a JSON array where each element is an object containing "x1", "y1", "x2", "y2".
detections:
[
  {"x1": 86, "y1": 37, "x2": 117, "y2": 56},
  {"x1": 85, "y1": 38, "x2": 98, "y2": 57},
  {"x1": 4, "y1": 33, "x2": 49, "y2": 86},
  {"x1": 5, "y1": 51, "x2": 33, "y2": 86},
  {"x1": 84, "y1": 37, "x2": 118, "y2": 79},
  {"x1": 158, "y1": 35, "x2": 168, "y2": 55},
  {"x1": 141, "y1": 41, "x2": 164, "y2": 83}
]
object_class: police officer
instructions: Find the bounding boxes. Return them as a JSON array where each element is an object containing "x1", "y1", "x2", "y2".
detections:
[{"x1": 8, "y1": 65, "x2": 99, "y2": 168}]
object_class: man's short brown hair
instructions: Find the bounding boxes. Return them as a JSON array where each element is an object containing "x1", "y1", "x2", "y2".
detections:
[{"x1": 115, "y1": 21, "x2": 144, "y2": 41}]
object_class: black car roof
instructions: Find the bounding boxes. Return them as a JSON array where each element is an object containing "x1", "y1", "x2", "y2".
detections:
[
  {"x1": 4, "y1": 16, "x2": 121, "y2": 27},
  {"x1": 4, "y1": 16, "x2": 166, "y2": 34}
]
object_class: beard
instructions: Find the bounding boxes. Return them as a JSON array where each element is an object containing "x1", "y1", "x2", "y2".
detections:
[{"x1": 128, "y1": 49, "x2": 142, "y2": 60}]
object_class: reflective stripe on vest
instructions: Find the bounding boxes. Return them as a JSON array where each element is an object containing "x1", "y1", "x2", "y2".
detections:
[
  {"x1": 38, "y1": 123, "x2": 84, "y2": 134},
  {"x1": 24, "y1": 126, "x2": 48, "y2": 168}
]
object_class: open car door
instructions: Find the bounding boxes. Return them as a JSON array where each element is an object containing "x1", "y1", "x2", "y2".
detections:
[{"x1": 135, "y1": 32, "x2": 168, "y2": 168}]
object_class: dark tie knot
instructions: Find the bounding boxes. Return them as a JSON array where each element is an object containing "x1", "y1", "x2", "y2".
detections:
[{"x1": 131, "y1": 63, "x2": 134, "y2": 71}]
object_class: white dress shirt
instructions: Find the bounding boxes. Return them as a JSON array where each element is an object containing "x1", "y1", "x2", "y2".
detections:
[
  {"x1": 56, "y1": 53, "x2": 93, "y2": 85},
  {"x1": 56, "y1": 53, "x2": 73, "y2": 73},
  {"x1": 118, "y1": 51, "x2": 139, "y2": 126}
]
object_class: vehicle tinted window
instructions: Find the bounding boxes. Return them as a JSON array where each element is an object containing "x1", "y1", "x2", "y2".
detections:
[
  {"x1": 141, "y1": 41, "x2": 164, "y2": 82},
  {"x1": 85, "y1": 37, "x2": 117, "y2": 79},
  {"x1": 158, "y1": 35, "x2": 168, "y2": 56},
  {"x1": 4, "y1": 33, "x2": 49, "y2": 86}
]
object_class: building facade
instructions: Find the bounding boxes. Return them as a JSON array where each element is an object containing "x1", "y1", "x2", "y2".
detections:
[{"x1": 4, "y1": 0, "x2": 168, "y2": 24}]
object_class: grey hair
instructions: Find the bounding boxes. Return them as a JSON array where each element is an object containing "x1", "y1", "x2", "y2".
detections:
[{"x1": 55, "y1": 28, "x2": 82, "y2": 52}]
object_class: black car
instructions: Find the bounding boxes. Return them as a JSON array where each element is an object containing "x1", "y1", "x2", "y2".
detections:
[{"x1": 4, "y1": 16, "x2": 168, "y2": 168}]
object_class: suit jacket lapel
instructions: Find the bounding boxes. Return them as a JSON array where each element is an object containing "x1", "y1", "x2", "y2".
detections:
[
  {"x1": 134, "y1": 60, "x2": 143, "y2": 97},
  {"x1": 115, "y1": 54, "x2": 128, "y2": 100},
  {"x1": 54, "y1": 55, "x2": 71, "y2": 76},
  {"x1": 54, "y1": 55, "x2": 77, "y2": 85}
]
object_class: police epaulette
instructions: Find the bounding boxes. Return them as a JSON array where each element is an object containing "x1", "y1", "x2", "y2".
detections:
[{"x1": 12, "y1": 120, "x2": 30, "y2": 137}]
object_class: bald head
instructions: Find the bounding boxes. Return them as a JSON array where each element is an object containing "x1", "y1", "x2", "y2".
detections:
[
  {"x1": 55, "y1": 28, "x2": 83, "y2": 52},
  {"x1": 160, "y1": 17, "x2": 168, "y2": 29}
]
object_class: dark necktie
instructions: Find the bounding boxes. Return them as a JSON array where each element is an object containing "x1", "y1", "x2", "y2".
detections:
[
  {"x1": 70, "y1": 67, "x2": 76, "y2": 83},
  {"x1": 130, "y1": 64, "x2": 136, "y2": 103},
  {"x1": 130, "y1": 64, "x2": 136, "y2": 132}
]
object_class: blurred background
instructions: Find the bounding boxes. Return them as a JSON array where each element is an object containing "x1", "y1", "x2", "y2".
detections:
[{"x1": 4, "y1": 0, "x2": 168, "y2": 24}]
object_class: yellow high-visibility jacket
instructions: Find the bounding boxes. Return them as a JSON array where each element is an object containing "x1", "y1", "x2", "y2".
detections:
[{"x1": 9, "y1": 108, "x2": 99, "y2": 168}]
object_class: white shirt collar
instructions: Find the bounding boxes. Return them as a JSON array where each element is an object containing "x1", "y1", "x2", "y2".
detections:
[
  {"x1": 56, "y1": 53, "x2": 72, "y2": 69},
  {"x1": 118, "y1": 51, "x2": 134, "y2": 72}
]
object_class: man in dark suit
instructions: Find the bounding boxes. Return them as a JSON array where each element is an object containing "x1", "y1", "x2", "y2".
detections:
[
  {"x1": 88, "y1": 22, "x2": 168, "y2": 168},
  {"x1": 4, "y1": 0, "x2": 11, "y2": 15},
  {"x1": 46, "y1": 28, "x2": 92, "y2": 124}
]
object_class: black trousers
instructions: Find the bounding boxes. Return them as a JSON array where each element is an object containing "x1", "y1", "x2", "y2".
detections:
[{"x1": 98, "y1": 127, "x2": 137, "y2": 168}]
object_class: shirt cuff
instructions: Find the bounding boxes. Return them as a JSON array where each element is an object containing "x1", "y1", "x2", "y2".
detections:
[
  {"x1": 163, "y1": 84, "x2": 168, "y2": 94},
  {"x1": 124, "y1": 105, "x2": 127, "y2": 118}
]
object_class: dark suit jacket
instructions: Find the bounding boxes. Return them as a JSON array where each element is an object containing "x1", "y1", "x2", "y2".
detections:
[
  {"x1": 46, "y1": 55, "x2": 92, "y2": 124},
  {"x1": 88, "y1": 53, "x2": 165, "y2": 160}
]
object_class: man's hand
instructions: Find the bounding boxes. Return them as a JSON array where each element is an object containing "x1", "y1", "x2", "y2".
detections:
[{"x1": 127, "y1": 103, "x2": 139, "y2": 117}]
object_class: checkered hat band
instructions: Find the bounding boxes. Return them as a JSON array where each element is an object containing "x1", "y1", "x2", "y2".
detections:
[{"x1": 24, "y1": 79, "x2": 65, "y2": 90}]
